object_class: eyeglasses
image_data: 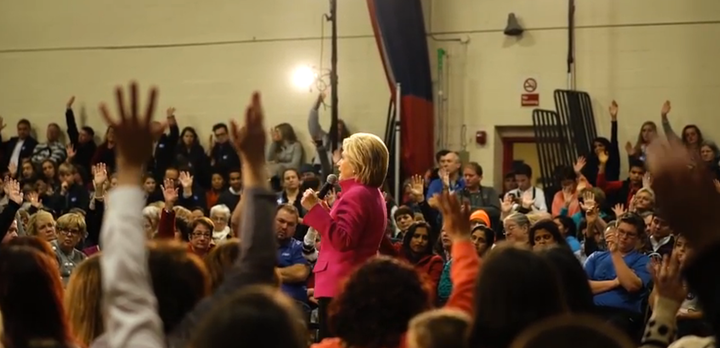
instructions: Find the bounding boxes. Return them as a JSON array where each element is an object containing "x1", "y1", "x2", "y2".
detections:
[
  {"x1": 192, "y1": 233, "x2": 211, "y2": 239},
  {"x1": 60, "y1": 228, "x2": 82, "y2": 236}
]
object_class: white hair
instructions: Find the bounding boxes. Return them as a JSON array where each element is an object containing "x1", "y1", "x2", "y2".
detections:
[{"x1": 209, "y1": 204, "x2": 231, "y2": 218}]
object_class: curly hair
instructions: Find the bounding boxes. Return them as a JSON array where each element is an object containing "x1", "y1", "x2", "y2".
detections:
[{"x1": 329, "y1": 256, "x2": 432, "y2": 348}]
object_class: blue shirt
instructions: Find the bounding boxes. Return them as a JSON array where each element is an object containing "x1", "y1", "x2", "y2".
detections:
[
  {"x1": 584, "y1": 250, "x2": 651, "y2": 313},
  {"x1": 277, "y1": 238, "x2": 309, "y2": 303},
  {"x1": 425, "y1": 177, "x2": 465, "y2": 201}
]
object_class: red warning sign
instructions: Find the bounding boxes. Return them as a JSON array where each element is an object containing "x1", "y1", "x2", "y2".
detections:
[{"x1": 523, "y1": 78, "x2": 537, "y2": 93}]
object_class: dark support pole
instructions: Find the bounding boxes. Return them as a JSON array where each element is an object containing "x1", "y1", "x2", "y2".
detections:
[{"x1": 329, "y1": 0, "x2": 339, "y2": 152}]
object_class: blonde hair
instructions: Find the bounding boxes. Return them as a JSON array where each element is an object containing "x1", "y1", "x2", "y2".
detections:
[
  {"x1": 408, "y1": 309, "x2": 471, "y2": 348},
  {"x1": 635, "y1": 187, "x2": 655, "y2": 203},
  {"x1": 173, "y1": 206, "x2": 193, "y2": 221},
  {"x1": 56, "y1": 213, "x2": 87, "y2": 235},
  {"x1": 26, "y1": 210, "x2": 55, "y2": 237},
  {"x1": 58, "y1": 162, "x2": 77, "y2": 175},
  {"x1": 342, "y1": 133, "x2": 389, "y2": 188},
  {"x1": 526, "y1": 212, "x2": 552, "y2": 226},
  {"x1": 65, "y1": 254, "x2": 104, "y2": 346}
]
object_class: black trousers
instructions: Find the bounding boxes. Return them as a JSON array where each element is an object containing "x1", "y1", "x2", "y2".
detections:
[{"x1": 318, "y1": 297, "x2": 333, "y2": 340}]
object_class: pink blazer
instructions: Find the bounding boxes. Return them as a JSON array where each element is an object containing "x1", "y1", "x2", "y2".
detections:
[{"x1": 303, "y1": 178, "x2": 387, "y2": 298}]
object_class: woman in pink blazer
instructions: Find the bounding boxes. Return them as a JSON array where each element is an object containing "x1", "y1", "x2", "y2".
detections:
[{"x1": 302, "y1": 132, "x2": 390, "y2": 340}]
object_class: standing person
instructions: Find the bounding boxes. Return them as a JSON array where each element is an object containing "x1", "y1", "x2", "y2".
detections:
[{"x1": 301, "y1": 132, "x2": 390, "y2": 340}]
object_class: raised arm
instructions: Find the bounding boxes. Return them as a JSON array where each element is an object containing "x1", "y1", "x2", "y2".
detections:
[
  {"x1": 99, "y1": 82, "x2": 165, "y2": 348},
  {"x1": 308, "y1": 93, "x2": 327, "y2": 140},
  {"x1": 65, "y1": 96, "x2": 80, "y2": 145},
  {"x1": 659, "y1": 100, "x2": 681, "y2": 141}
]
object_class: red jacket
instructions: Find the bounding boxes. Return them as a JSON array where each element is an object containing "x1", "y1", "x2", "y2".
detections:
[
  {"x1": 303, "y1": 178, "x2": 387, "y2": 298},
  {"x1": 379, "y1": 237, "x2": 444, "y2": 292}
]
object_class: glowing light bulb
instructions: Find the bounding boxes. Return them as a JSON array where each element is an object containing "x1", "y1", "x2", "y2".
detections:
[{"x1": 292, "y1": 66, "x2": 317, "y2": 89}]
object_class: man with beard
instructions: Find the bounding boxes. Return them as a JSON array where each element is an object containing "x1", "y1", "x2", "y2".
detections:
[{"x1": 276, "y1": 204, "x2": 310, "y2": 304}]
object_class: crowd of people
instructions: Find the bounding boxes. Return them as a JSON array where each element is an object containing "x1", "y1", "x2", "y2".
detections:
[{"x1": 0, "y1": 83, "x2": 718, "y2": 348}]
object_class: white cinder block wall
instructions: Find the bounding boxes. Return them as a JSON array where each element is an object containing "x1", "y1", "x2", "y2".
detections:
[
  {"x1": 428, "y1": 0, "x2": 720, "y2": 186},
  {"x1": 2, "y1": 0, "x2": 720, "y2": 187},
  {"x1": 0, "y1": 0, "x2": 390, "y2": 158}
]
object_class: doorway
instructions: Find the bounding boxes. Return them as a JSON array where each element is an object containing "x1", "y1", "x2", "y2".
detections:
[{"x1": 502, "y1": 137, "x2": 542, "y2": 187}]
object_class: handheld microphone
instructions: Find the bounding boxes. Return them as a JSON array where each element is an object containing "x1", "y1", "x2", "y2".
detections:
[{"x1": 317, "y1": 174, "x2": 338, "y2": 199}]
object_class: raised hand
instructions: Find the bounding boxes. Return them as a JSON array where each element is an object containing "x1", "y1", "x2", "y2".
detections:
[
  {"x1": 562, "y1": 187, "x2": 574, "y2": 205},
  {"x1": 66, "y1": 144, "x2": 76, "y2": 160},
  {"x1": 178, "y1": 171, "x2": 194, "y2": 189},
  {"x1": 67, "y1": 96, "x2": 76, "y2": 109},
  {"x1": 230, "y1": 92, "x2": 267, "y2": 166},
  {"x1": 434, "y1": 191, "x2": 471, "y2": 241},
  {"x1": 609, "y1": 100, "x2": 618, "y2": 121},
  {"x1": 642, "y1": 172, "x2": 652, "y2": 188},
  {"x1": 92, "y1": 163, "x2": 108, "y2": 186},
  {"x1": 661, "y1": 100, "x2": 671, "y2": 117},
  {"x1": 500, "y1": 195, "x2": 513, "y2": 214},
  {"x1": 649, "y1": 251, "x2": 686, "y2": 304},
  {"x1": 625, "y1": 141, "x2": 635, "y2": 156},
  {"x1": 161, "y1": 178, "x2": 179, "y2": 204},
  {"x1": 521, "y1": 191, "x2": 534, "y2": 209},
  {"x1": 580, "y1": 190, "x2": 596, "y2": 211},
  {"x1": 647, "y1": 137, "x2": 720, "y2": 249},
  {"x1": 612, "y1": 203, "x2": 626, "y2": 217},
  {"x1": 574, "y1": 156, "x2": 586, "y2": 174},
  {"x1": 409, "y1": 174, "x2": 424, "y2": 199},
  {"x1": 99, "y1": 82, "x2": 165, "y2": 169},
  {"x1": 26, "y1": 191, "x2": 42, "y2": 208},
  {"x1": 3, "y1": 178, "x2": 22, "y2": 205}
]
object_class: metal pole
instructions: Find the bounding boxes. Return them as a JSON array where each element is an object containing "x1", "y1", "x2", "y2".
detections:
[
  {"x1": 329, "y1": 0, "x2": 339, "y2": 152},
  {"x1": 567, "y1": 0, "x2": 576, "y2": 90},
  {"x1": 394, "y1": 83, "x2": 402, "y2": 202}
]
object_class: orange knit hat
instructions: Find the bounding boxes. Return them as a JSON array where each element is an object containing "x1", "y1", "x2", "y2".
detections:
[{"x1": 469, "y1": 210, "x2": 491, "y2": 228}]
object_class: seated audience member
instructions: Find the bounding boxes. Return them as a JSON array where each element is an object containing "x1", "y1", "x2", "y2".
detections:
[
  {"x1": 647, "y1": 234, "x2": 712, "y2": 338},
  {"x1": 204, "y1": 239, "x2": 241, "y2": 292},
  {"x1": 408, "y1": 309, "x2": 471, "y2": 348},
  {"x1": 176, "y1": 170, "x2": 207, "y2": 211},
  {"x1": 266, "y1": 123, "x2": 304, "y2": 179},
  {"x1": 0, "y1": 244, "x2": 76, "y2": 348},
  {"x1": 393, "y1": 205, "x2": 416, "y2": 240},
  {"x1": 459, "y1": 162, "x2": 500, "y2": 225},
  {"x1": 275, "y1": 204, "x2": 310, "y2": 304},
  {"x1": 528, "y1": 219, "x2": 571, "y2": 252},
  {"x1": 65, "y1": 96, "x2": 98, "y2": 170},
  {"x1": 581, "y1": 101, "x2": 622, "y2": 186},
  {"x1": 647, "y1": 211, "x2": 674, "y2": 257},
  {"x1": 32, "y1": 123, "x2": 67, "y2": 165},
  {"x1": 536, "y1": 246, "x2": 595, "y2": 314},
  {"x1": 426, "y1": 151, "x2": 464, "y2": 199},
  {"x1": 584, "y1": 213, "x2": 651, "y2": 337},
  {"x1": 379, "y1": 221, "x2": 444, "y2": 291},
  {"x1": 499, "y1": 172, "x2": 518, "y2": 199},
  {"x1": 208, "y1": 122, "x2": 241, "y2": 175},
  {"x1": 505, "y1": 164, "x2": 547, "y2": 213},
  {"x1": 510, "y1": 315, "x2": 634, "y2": 348},
  {"x1": 1, "y1": 119, "x2": 38, "y2": 174},
  {"x1": 469, "y1": 210, "x2": 491, "y2": 228},
  {"x1": 553, "y1": 215, "x2": 581, "y2": 254},
  {"x1": 217, "y1": 169, "x2": 242, "y2": 211},
  {"x1": 26, "y1": 210, "x2": 58, "y2": 242},
  {"x1": 51, "y1": 213, "x2": 88, "y2": 286},
  {"x1": 470, "y1": 225, "x2": 494, "y2": 257},
  {"x1": 65, "y1": 254, "x2": 104, "y2": 347},
  {"x1": 188, "y1": 217, "x2": 215, "y2": 257},
  {"x1": 205, "y1": 172, "x2": 225, "y2": 209},
  {"x1": 469, "y1": 245, "x2": 567, "y2": 348},
  {"x1": 503, "y1": 212, "x2": 530, "y2": 245},
  {"x1": 209, "y1": 204, "x2": 232, "y2": 244},
  {"x1": 551, "y1": 165, "x2": 587, "y2": 217},
  {"x1": 597, "y1": 154, "x2": 645, "y2": 210},
  {"x1": 56, "y1": 162, "x2": 90, "y2": 214},
  {"x1": 308, "y1": 92, "x2": 351, "y2": 168}
]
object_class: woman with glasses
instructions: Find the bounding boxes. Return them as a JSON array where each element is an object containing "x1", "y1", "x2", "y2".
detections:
[
  {"x1": 51, "y1": 212, "x2": 88, "y2": 286},
  {"x1": 187, "y1": 217, "x2": 215, "y2": 257}
]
